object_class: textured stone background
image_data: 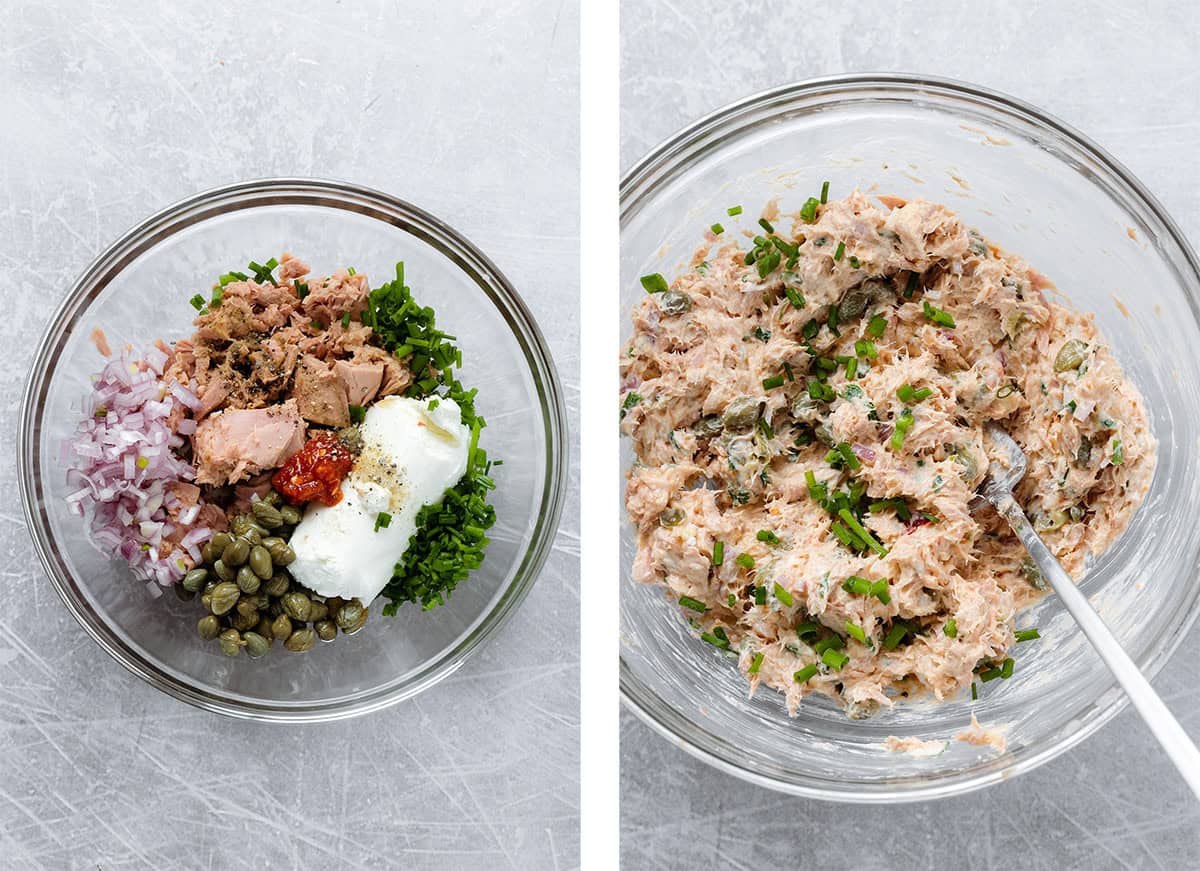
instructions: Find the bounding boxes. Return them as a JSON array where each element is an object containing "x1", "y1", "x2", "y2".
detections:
[
  {"x1": 621, "y1": 1, "x2": 1200, "y2": 868},
  {"x1": 0, "y1": 2, "x2": 579, "y2": 869}
]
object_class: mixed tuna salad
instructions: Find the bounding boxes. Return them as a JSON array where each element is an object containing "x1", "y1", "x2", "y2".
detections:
[
  {"x1": 66, "y1": 255, "x2": 496, "y2": 658},
  {"x1": 620, "y1": 188, "x2": 1155, "y2": 718}
]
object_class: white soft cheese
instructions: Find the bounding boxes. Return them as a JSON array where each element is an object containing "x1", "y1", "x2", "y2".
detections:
[{"x1": 287, "y1": 396, "x2": 470, "y2": 603}]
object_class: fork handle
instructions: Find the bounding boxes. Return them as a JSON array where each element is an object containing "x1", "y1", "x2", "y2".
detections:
[{"x1": 993, "y1": 492, "x2": 1200, "y2": 801}]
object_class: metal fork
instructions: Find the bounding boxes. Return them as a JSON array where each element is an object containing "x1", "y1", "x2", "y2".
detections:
[{"x1": 980, "y1": 423, "x2": 1200, "y2": 800}]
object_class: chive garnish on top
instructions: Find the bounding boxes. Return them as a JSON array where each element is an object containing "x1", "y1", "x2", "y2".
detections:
[{"x1": 640, "y1": 273, "x2": 669, "y2": 294}]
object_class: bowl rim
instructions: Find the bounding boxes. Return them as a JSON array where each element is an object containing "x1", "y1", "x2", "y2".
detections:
[
  {"x1": 18, "y1": 177, "x2": 569, "y2": 722},
  {"x1": 619, "y1": 72, "x2": 1200, "y2": 801}
]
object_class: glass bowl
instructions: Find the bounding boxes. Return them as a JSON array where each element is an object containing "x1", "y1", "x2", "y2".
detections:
[
  {"x1": 619, "y1": 75, "x2": 1200, "y2": 800},
  {"x1": 20, "y1": 178, "x2": 567, "y2": 722}
]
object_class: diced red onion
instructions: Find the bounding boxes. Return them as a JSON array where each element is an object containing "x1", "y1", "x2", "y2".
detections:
[{"x1": 851, "y1": 444, "x2": 876, "y2": 462}]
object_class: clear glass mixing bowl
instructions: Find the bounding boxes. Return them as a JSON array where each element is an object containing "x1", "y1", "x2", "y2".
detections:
[
  {"x1": 20, "y1": 179, "x2": 567, "y2": 722},
  {"x1": 619, "y1": 75, "x2": 1200, "y2": 800}
]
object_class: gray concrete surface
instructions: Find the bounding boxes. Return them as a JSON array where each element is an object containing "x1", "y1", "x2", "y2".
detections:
[
  {"x1": 0, "y1": 2, "x2": 579, "y2": 869},
  {"x1": 621, "y1": 1, "x2": 1200, "y2": 868}
]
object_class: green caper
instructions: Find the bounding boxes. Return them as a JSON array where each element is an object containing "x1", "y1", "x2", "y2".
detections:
[
  {"x1": 210, "y1": 582, "x2": 241, "y2": 616},
  {"x1": 314, "y1": 620, "x2": 337, "y2": 642},
  {"x1": 235, "y1": 565, "x2": 261, "y2": 595},
  {"x1": 240, "y1": 528, "x2": 263, "y2": 547},
  {"x1": 173, "y1": 583, "x2": 196, "y2": 602},
  {"x1": 335, "y1": 600, "x2": 367, "y2": 634},
  {"x1": 659, "y1": 507, "x2": 685, "y2": 528},
  {"x1": 324, "y1": 596, "x2": 345, "y2": 617},
  {"x1": 279, "y1": 505, "x2": 302, "y2": 525},
  {"x1": 182, "y1": 568, "x2": 209, "y2": 593},
  {"x1": 218, "y1": 629, "x2": 244, "y2": 657},
  {"x1": 264, "y1": 573, "x2": 290, "y2": 598},
  {"x1": 262, "y1": 537, "x2": 287, "y2": 560},
  {"x1": 248, "y1": 545, "x2": 273, "y2": 580},
  {"x1": 243, "y1": 632, "x2": 270, "y2": 658},
  {"x1": 210, "y1": 532, "x2": 234, "y2": 553},
  {"x1": 222, "y1": 538, "x2": 250, "y2": 567},
  {"x1": 235, "y1": 598, "x2": 260, "y2": 621},
  {"x1": 212, "y1": 559, "x2": 235, "y2": 582},
  {"x1": 1054, "y1": 339, "x2": 1088, "y2": 372},
  {"x1": 231, "y1": 608, "x2": 259, "y2": 632},
  {"x1": 658, "y1": 289, "x2": 693, "y2": 316},
  {"x1": 200, "y1": 542, "x2": 219, "y2": 565},
  {"x1": 271, "y1": 614, "x2": 293, "y2": 642},
  {"x1": 953, "y1": 449, "x2": 979, "y2": 484},
  {"x1": 255, "y1": 616, "x2": 275, "y2": 642},
  {"x1": 273, "y1": 544, "x2": 296, "y2": 567},
  {"x1": 230, "y1": 514, "x2": 254, "y2": 537},
  {"x1": 200, "y1": 591, "x2": 213, "y2": 611},
  {"x1": 308, "y1": 601, "x2": 329, "y2": 623},
  {"x1": 262, "y1": 490, "x2": 282, "y2": 507},
  {"x1": 721, "y1": 397, "x2": 761, "y2": 434},
  {"x1": 252, "y1": 500, "x2": 285, "y2": 529},
  {"x1": 1076, "y1": 437, "x2": 1093, "y2": 467},
  {"x1": 281, "y1": 591, "x2": 312, "y2": 622},
  {"x1": 197, "y1": 614, "x2": 221, "y2": 640},
  {"x1": 284, "y1": 628, "x2": 316, "y2": 652},
  {"x1": 1069, "y1": 505, "x2": 1085, "y2": 522},
  {"x1": 1022, "y1": 558, "x2": 1047, "y2": 590},
  {"x1": 693, "y1": 414, "x2": 724, "y2": 439},
  {"x1": 268, "y1": 599, "x2": 284, "y2": 617}
]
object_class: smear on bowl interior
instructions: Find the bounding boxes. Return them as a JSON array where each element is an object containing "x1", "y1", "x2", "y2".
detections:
[
  {"x1": 620, "y1": 187, "x2": 1154, "y2": 719},
  {"x1": 66, "y1": 255, "x2": 497, "y2": 658}
]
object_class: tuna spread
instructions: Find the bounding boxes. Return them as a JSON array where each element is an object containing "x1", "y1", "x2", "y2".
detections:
[{"x1": 620, "y1": 191, "x2": 1155, "y2": 718}]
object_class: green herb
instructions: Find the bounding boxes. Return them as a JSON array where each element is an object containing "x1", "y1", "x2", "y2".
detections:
[
  {"x1": 855, "y1": 340, "x2": 878, "y2": 361},
  {"x1": 922, "y1": 300, "x2": 956, "y2": 328},
  {"x1": 867, "y1": 314, "x2": 887, "y2": 338},
  {"x1": 209, "y1": 285, "x2": 224, "y2": 308},
  {"x1": 749, "y1": 652, "x2": 765, "y2": 674},
  {"x1": 845, "y1": 621, "x2": 868, "y2": 644},
  {"x1": 897, "y1": 384, "x2": 933, "y2": 404},
  {"x1": 827, "y1": 303, "x2": 840, "y2": 335},
  {"x1": 374, "y1": 512, "x2": 392, "y2": 532},
  {"x1": 904, "y1": 271, "x2": 919, "y2": 299},
  {"x1": 1112, "y1": 438, "x2": 1124, "y2": 465},
  {"x1": 834, "y1": 241, "x2": 846, "y2": 261},
  {"x1": 796, "y1": 621, "x2": 821, "y2": 641},
  {"x1": 727, "y1": 593, "x2": 736, "y2": 607},
  {"x1": 820, "y1": 180, "x2": 830, "y2": 204},
  {"x1": 189, "y1": 294, "x2": 206, "y2": 311},
  {"x1": 883, "y1": 622, "x2": 910, "y2": 650},
  {"x1": 802, "y1": 319, "x2": 821, "y2": 340},
  {"x1": 341, "y1": 312, "x2": 351, "y2": 329},
  {"x1": 248, "y1": 258, "x2": 279, "y2": 284},
  {"x1": 347, "y1": 266, "x2": 357, "y2": 275},
  {"x1": 794, "y1": 663, "x2": 819, "y2": 682},
  {"x1": 838, "y1": 508, "x2": 888, "y2": 556},
  {"x1": 849, "y1": 256, "x2": 861, "y2": 268},
  {"x1": 702, "y1": 627, "x2": 731, "y2": 650},
  {"x1": 1001, "y1": 657, "x2": 1015, "y2": 679},
  {"x1": 890, "y1": 408, "x2": 914, "y2": 451},
  {"x1": 295, "y1": 280, "x2": 309, "y2": 300},
  {"x1": 978, "y1": 665, "x2": 1003, "y2": 682},
  {"x1": 785, "y1": 288, "x2": 806, "y2": 309},
  {"x1": 620, "y1": 392, "x2": 642, "y2": 419},
  {"x1": 971, "y1": 683, "x2": 978, "y2": 700},
  {"x1": 813, "y1": 634, "x2": 844, "y2": 655},
  {"x1": 783, "y1": 362, "x2": 795, "y2": 382},
  {"x1": 711, "y1": 223, "x2": 724, "y2": 234},
  {"x1": 805, "y1": 470, "x2": 827, "y2": 503},
  {"x1": 735, "y1": 553, "x2": 755, "y2": 570},
  {"x1": 772, "y1": 582, "x2": 794, "y2": 607},
  {"x1": 679, "y1": 595, "x2": 708, "y2": 612},
  {"x1": 762, "y1": 373, "x2": 785, "y2": 390},
  {"x1": 757, "y1": 417, "x2": 774, "y2": 440},
  {"x1": 944, "y1": 619, "x2": 958, "y2": 638},
  {"x1": 712, "y1": 540, "x2": 725, "y2": 566},
  {"x1": 348, "y1": 404, "x2": 366, "y2": 424},
  {"x1": 753, "y1": 585, "x2": 767, "y2": 606},
  {"x1": 217, "y1": 270, "x2": 249, "y2": 287},
  {"x1": 842, "y1": 576, "x2": 872, "y2": 595},
  {"x1": 1015, "y1": 628, "x2": 1041, "y2": 642},
  {"x1": 754, "y1": 326, "x2": 771, "y2": 342},
  {"x1": 800, "y1": 197, "x2": 820, "y2": 223},
  {"x1": 758, "y1": 217, "x2": 775, "y2": 234},
  {"x1": 869, "y1": 579, "x2": 891, "y2": 605},
  {"x1": 757, "y1": 529, "x2": 780, "y2": 545},
  {"x1": 727, "y1": 205, "x2": 743, "y2": 216},
  {"x1": 822, "y1": 649, "x2": 850, "y2": 670},
  {"x1": 833, "y1": 442, "x2": 861, "y2": 471},
  {"x1": 640, "y1": 273, "x2": 669, "y2": 294}
]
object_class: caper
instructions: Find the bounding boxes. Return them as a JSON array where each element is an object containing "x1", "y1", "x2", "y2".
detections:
[
  {"x1": 262, "y1": 537, "x2": 287, "y2": 560},
  {"x1": 693, "y1": 415, "x2": 724, "y2": 439},
  {"x1": 271, "y1": 614, "x2": 293, "y2": 642},
  {"x1": 1022, "y1": 558, "x2": 1047, "y2": 591},
  {"x1": 248, "y1": 545, "x2": 273, "y2": 580},
  {"x1": 252, "y1": 500, "x2": 285, "y2": 529},
  {"x1": 315, "y1": 620, "x2": 337, "y2": 642},
  {"x1": 222, "y1": 538, "x2": 250, "y2": 567},
  {"x1": 210, "y1": 532, "x2": 233, "y2": 553},
  {"x1": 262, "y1": 490, "x2": 282, "y2": 507},
  {"x1": 1054, "y1": 339, "x2": 1088, "y2": 372},
  {"x1": 658, "y1": 289, "x2": 693, "y2": 316},
  {"x1": 197, "y1": 614, "x2": 221, "y2": 640},
  {"x1": 284, "y1": 628, "x2": 316, "y2": 652},
  {"x1": 230, "y1": 515, "x2": 254, "y2": 537},
  {"x1": 1075, "y1": 437, "x2": 1093, "y2": 467},
  {"x1": 235, "y1": 565, "x2": 260, "y2": 595},
  {"x1": 721, "y1": 397, "x2": 761, "y2": 434},
  {"x1": 210, "y1": 582, "x2": 241, "y2": 616},
  {"x1": 324, "y1": 596, "x2": 345, "y2": 617},
  {"x1": 279, "y1": 505, "x2": 302, "y2": 525},
  {"x1": 659, "y1": 507, "x2": 685, "y2": 528},
  {"x1": 218, "y1": 629, "x2": 244, "y2": 657},
  {"x1": 308, "y1": 601, "x2": 329, "y2": 623},
  {"x1": 953, "y1": 449, "x2": 979, "y2": 484},
  {"x1": 1069, "y1": 505, "x2": 1085, "y2": 522},
  {"x1": 236, "y1": 598, "x2": 260, "y2": 622},
  {"x1": 335, "y1": 600, "x2": 367, "y2": 634},
  {"x1": 212, "y1": 559, "x2": 235, "y2": 582},
  {"x1": 274, "y1": 544, "x2": 296, "y2": 567},
  {"x1": 264, "y1": 573, "x2": 290, "y2": 598},
  {"x1": 281, "y1": 591, "x2": 312, "y2": 622},
  {"x1": 200, "y1": 591, "x2": 213, "y2": 611},
  {"x1": 174, "y1": 583, "x2": 196, "y2": 601},
  {"x1": 243, "y1": 632, "x2": 270, "y2": 658},
  {"x1": 268, "y1": 599, "x2": 284, "y2": 617},
  {"x1": 231, "y1": 608, "x2": 259, "y2": 632},
  {"x1": 1036, "y1": 510, "x2": 1070, "y2": 532},
  {"x1": 255, "y1": 616, "x2": 275, "y2": 642},
  {"x1": 200, "y1": 542, "x2": 219, "y2": 565},
  {"x1": 240, "y1": 527, "x2": 263, "y2": 547},
  {"x1": 182, "y1": 568, "x2": 209, "y2": 593},
  {"x1": 845, "y1": 698, "x2": 881, "y2": 720}
]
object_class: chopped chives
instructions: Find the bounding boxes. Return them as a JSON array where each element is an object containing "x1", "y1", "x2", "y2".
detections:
[
  {"x1": 800, "y1": 197, "x2": 820, "y2": 224},
  {"x1": 735, "y1": 553, "x2": 755, "y2": 569},
  {"x1": 785, "y1": 288, "x2": 805, "y2": 309},
  {"x1": 815, "y1": 356, "x2": 838, "y2": 373},
  {"x1": 822, "y1": 648, "x2": 850, "y2": 670},
  {"x1": 896, "y1": 384, "x2": 933, "y2": 404},
  {"x1": 845, "y1": 621, "x2": 868, "y2": 644},
  {"x1": 820, "y1": 180, "x2": 830, "y2": 204},
  {"x1": 341, "y1": 312, "x2": 351, "y2": 329},
  {"x1": 794, "y1": 663, "x2": 820, "y2": 683},
  {"x1": 866, "y1": 314, "x2": 887, "y2": 338},
  {"x1": 711, "y1": 223, "x2": 725, "y2": 234},
  {"x1": 827, "y1": 303, "x2": 840, "y2": 335},
  {"x1": 922, "y1": 300, "x2": 956, "y2": 328},
  {"x1": 849, "y1": 255, "x2": 861, "y2": 269},
  {"x1": 727, "y1": 205, "x2": 743, "y2": 216},
  {"x1": 802, "y1": 318, "x2": 820, "y2": 340},
  {"x1": 679, "y1": 595, "x2": 708, "y2": 612},
  {"x1": 210, "y1": 285, "x2": 224, "y2": 307},
  {"x1": 904, "y1": 271, "x2": 919, "y2": 299},
  {"x1": 796, "y1": 621, "x2": 821, "y2": 640},
  {"x1": 842, "y1": 576, "x2": 872, "y2": 595},
  {"x1": 944, "y1": 618, "x2": 958, "y2": 637},
  {"x1": 1112, "y1": 438, "x2": 1124, "y2": 465},
  {"x1": 805, "y1": 470, "x2": 827, "y2": 503},
  {"x1": 701, "y1": 628, "x2": 731, "y2": 650},
  {"x1": 758, "y1": 217, "x2": 775, "y2": 234},
  {"x1": 373, "y1": 511, "x2": 392, "y2": 532},
  {"x1": 773, "y1": 582, "x2": 794, "y2": 607},
  {"x1": 835, "y1": 442, "x2": 861, "y2": 470},
  {"x1": 837, "y1": 508, "x2": 888, "y2": 556},
  {"x1": 756, "y1": 529, "x2": 780, "y2": 545},
  {"x1": 349, "y1": 404, "x2": 366, "y2": 424},
  {"x1": 728, "y1": 593, "x2": 736, "y2": 607},
  {"x1": 712, "y1": 540, "x2": 725, "y2": 566},
  {"x1": 762, "y1": 373, "x2": 785, "y2": 390},
  {"x1": 1015, "y1": 628, "x2": 1041, "y2": 642},
  {"x1": 869, "y1": 579, "x2": 891, "y2": 605},
  {"x1": 855, "y1": 339, "x2": 878, "y2": 360},
  {"x1": 845, "y1": 357, "x2": 858, "y2": 380},
  {"x1": 640, "y1": 273, "x2": 669, "y2": 294},
  {"x1": 188, "y1": 294, "x2": 206, "y2": 311},
  {"x1": 829, "y1": 520, "x2": 856, "y2": 548},
  {"x1": 971, "y1": 683, "x2": 978, "y2": 701},
  {"x1": 783, "y1": 362, "x2": 795, "y2": 382},
  {"x1": 749, "y1": 652, "x2": 765, "y2": 674},
  {"x1": 978, "y1": 666, "x2": 1002, "y2": 682},
  {"x1": 812, "y1": 634, "x2": 844, "y2": 655},
  {"x1": 890, "y1": 408, "x2": 914, "y2": 451},
  {"x1": 1000, "y1": 657, "x2": 1015, "y2": 679},
  {"x1": 754, "y1": 585, "x2": 767, "y2": 606},
  {"x1": 883, "y1": 622, "x2": 909, "y2": 650},
  {"x1": 834, "y1": 241, "x2": 846, "y2": 261}
]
